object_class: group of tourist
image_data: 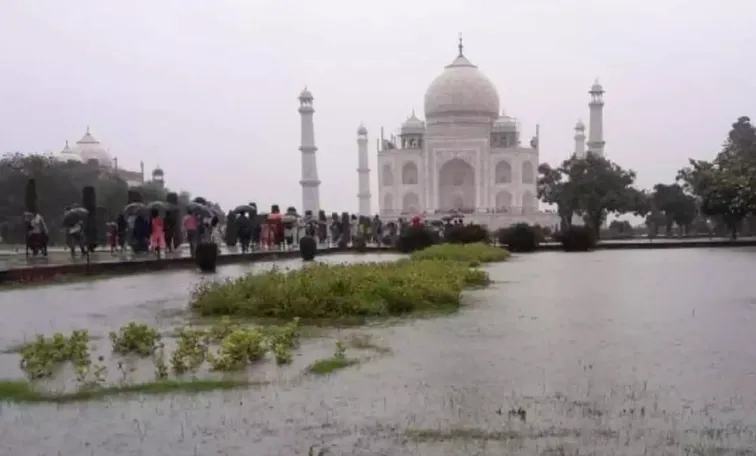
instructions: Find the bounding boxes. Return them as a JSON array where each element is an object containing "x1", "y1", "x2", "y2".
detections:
[
  {"x1": 22, "y1": 201, "x2": 460, "y2": 260},
  {"x1": 106, "y1": 208, "x2": 222, "y2": 258},
  {"x1": 224, "y1": 206, "x2": 395, "y2": 251}
]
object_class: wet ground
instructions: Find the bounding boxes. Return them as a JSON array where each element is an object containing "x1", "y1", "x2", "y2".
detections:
[{"x1": 1, "y1": 248, "x2": 756, "y2": 455}]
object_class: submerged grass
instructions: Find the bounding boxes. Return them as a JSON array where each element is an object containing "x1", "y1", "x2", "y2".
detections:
[
  {"x1": 190, "y1": 259, "x2": 490, "y2": 321},
  {"x1": 307, "y1": 356, "x2": 359, "y2": 375},
  {"x1": 410, "y1": 242, "x2": 510, "y2": 264},
  {"x1": 0, "y1": 378, "x2": 261, "y2": 404}
]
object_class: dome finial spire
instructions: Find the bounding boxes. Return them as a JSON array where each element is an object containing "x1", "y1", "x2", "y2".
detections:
[{"x1": 457, "y1": 32, "x2": 464, "y2": 57}]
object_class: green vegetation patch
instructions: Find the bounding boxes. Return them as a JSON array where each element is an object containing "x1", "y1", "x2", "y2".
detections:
[
  {"x1": 307, "y1": 340, "x2": 359, "y2": 375},
  {"x1": 410, "y1": 242, "x2": 510, "y2": 265},
  {"x1": 0, "y1": 378, "x2": 258, "y2": 404},
  {"x1": 190, "y1": 259, "x2": 489, "y2": 321}
]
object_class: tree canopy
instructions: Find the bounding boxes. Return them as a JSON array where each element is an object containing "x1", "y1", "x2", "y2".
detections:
[
  {"x1": 676, "y1": 116, "x2": 756, "y2": 238},
  {"x1": 0, "y1": 153, "x2": 195, "y2": 243},
  {"x1": 537, "y1": 153, "x2": 643, "y2": 237}
]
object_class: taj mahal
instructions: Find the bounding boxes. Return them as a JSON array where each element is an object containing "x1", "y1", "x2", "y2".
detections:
[
  {"x1": 298, "y1": 37, "x2": 606, "y2": 230},
  {"x1": 48, "y1": 127, "x2": 166, "y2": 189}
]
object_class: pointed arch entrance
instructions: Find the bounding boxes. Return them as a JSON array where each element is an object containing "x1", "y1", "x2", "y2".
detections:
[{"x1": 438, "y1": 158, "x2": 475, "y2": 211}]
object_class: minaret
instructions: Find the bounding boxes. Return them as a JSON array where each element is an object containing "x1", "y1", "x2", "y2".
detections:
[
  {"x1": 574, "y1": 119, "x2": 586, "y2": 158},
  {"x1": 298, "y1": 87, "x2": 321, "y2": 214},
  {"x1": 587, "y1": 79, "x2": 605, "y2": 156},
  {"x1": 356, "y1": 124, "x2": 371, "y2": 216}
]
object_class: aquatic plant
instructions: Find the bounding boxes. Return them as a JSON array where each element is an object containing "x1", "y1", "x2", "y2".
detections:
[
  {"x1": 307, "y1": 340, "x2": 358, "y2": 375},
  {"x1": 410, "y1": 242, "x2": 510, "y2": 264},
  {"x1": 109, "y1": 322, "x2": 161, "y2": 356},
  {"x1": 190, "y1": 259, "x2": 489, "y2": 321},
  {"x1": 207, "y1": 328, "x2": 267, "y2": 371},
  {"x1": 19, "y1": 330, "x2": 91, "y2": 379},
  {"x1": 170, "y1": 328, "x2": 209, "y2": 374}
]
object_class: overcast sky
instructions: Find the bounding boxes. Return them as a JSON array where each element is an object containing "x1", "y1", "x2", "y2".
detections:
[{"x1": 1, "y1": 0, "x2": 755, "y2": 213}]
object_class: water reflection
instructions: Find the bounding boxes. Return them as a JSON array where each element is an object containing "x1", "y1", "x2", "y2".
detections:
[{"x1": 1, "y1": 248, "x2": 756, "y2": 455}]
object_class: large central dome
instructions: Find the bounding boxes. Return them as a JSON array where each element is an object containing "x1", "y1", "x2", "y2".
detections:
[{"x1": 423, "y1": 43, "x2": 500, "y2": 121}]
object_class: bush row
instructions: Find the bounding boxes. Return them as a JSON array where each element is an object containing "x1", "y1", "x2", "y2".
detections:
[{"x1": 395, "y1": 222, "x2": 596, "y2": 253}]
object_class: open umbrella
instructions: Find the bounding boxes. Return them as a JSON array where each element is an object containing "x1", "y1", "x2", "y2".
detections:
[
  {"x1": 123, "y1": 202, "x2": 147, "y2": 216},
  {"x1": 233, "y1": 204, "x2": 255, "y2": 214},
  {"x1": 187, "y1": 202, "x2": 213, "y2": 218},
  {"x1": 62, "y1": 207, "x2": 89, "y2": 226},
  {"x1": 147, "y1": 201, "x2": 172, "y2": 213}
]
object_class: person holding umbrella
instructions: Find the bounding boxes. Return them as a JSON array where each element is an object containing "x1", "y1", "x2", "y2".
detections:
[
  {"x1": 149, "y1": 207, "x2": 166, "y2": 258},
  {"x1": 234, "y1": 207, "x2": 253, "y2": 253},
  {"x1": 182, "y1": 208, "x2": 199, "y2": 257}
]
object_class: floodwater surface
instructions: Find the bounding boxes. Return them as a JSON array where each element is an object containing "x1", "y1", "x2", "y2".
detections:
[{"x1": 1, "y1": 248, "x2": 756, "y2": 455}]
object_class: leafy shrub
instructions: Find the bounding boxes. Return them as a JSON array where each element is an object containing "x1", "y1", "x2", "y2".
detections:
[
  {"x1": 300, "y1": 236, "x2": 317, "y2": 261},
  {"x1": 555, "y1": 225, "x2": 596, "y2": 252},
  {"x1": 109, "y1": 322, "x2": 161, "y2": 356},
  {"x1": 190, "y1": 259, "x2": 489, "y2": 320},
  {"x1": 497, "y1": 223, "x2": 540, "y2": 252},
  {"x1": 20, "y1": 330, "x2": 91, "y2": 379},
  {"x1": 396, "y1": 225, "x2": 437, "y2": 253},
  {"x1": 410, "y1": 242, "x2": 509, "y2": 265},
  {"x1": 444, "y1": 223, "x2": 489, "y2": 244}
]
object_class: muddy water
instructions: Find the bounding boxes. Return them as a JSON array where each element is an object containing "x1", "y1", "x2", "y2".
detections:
[{"x1": 2, "y1": 248, "x2": 756, "y2": 455}]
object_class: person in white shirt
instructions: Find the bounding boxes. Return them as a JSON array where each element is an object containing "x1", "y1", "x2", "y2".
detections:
[{"x1": 209, "y1": 216, "x2": 223, "y2": 245}]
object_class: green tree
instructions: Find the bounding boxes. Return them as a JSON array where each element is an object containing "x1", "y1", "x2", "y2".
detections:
[
  {"x1": 0, "y1": 153, "x2": 199, "y2": 244},
  {"x1": 650, "y1": 183, "x2": 697, "y2": 236},
  {"x1": 677, "y1": 117, "x2": 756, "y2": 239},
  {"x1": 538, "y1": 153, "x2": 643, "y2": 238}
]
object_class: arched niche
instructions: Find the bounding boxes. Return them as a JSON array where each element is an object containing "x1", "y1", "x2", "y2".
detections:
[
  {"x1": 495, "y1": 190, "x2": 513, "y2": 210},
  {"x1": 402, "y1": 192, "x2": 420, "y2": 213},
  {"x1": 495, "y1": 160, "x2": 512, "y2": 184},
  {"x1": 402, "y1": 162, "x2": 419, "y2": 185},
  {"x1": 383, "y1": 193, "x2": 394, "y2": 211}
]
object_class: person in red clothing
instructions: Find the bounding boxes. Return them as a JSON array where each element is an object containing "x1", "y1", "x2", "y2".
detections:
[
  {"x1": 150, "y1": 208, "x2": 167, "y2": 258},
  {"x1": 182, "y1": 209, "x2": 199, "y2": 257}
]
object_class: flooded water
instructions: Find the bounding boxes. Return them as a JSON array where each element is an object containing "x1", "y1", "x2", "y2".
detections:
[{"x1": 1, "y1": 248, "x2": 756, "y2": 455}]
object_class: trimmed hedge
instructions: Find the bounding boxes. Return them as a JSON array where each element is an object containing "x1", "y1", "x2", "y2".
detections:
[
  {"x1": 555, "y1": 225, "x2": 596, "y2": 252},
  {"x1": 396, "y1": 225, "x2": 437, "y2": 253},
  {"x1": 496, "y1": 223, "x2": 540, "y2": 252},
  {"x1": 444, "y1": 224, "x2": 489, "y2": 244}
]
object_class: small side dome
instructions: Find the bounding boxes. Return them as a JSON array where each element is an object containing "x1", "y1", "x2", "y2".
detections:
[
  {"x1": 401, "y1": 111, "x2": 425, "y2": 134},
  {"x1": 357, "y1": 124, "x2": 368, "y2": 135},
  {"x1": 493, "y1": 114, "x2": 518, "y2": 133},
  {"x1": 152, "y1": 166, "x2": 164, "y2": 177},
  {"x1": 299, "y1": 87, "x2": 313, "y2": 101},
  {"x1": 58, "y1": 140, "x2": 84, "y2": 163}
]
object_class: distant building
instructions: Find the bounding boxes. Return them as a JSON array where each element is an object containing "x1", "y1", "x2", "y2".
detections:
[{"x1": 54, "y1": 127, "x2": 164, "y2": 188}]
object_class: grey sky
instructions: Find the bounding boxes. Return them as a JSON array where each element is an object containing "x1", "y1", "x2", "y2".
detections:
[{"x1": 1, "y1": 0, "x2": 754, "y2": 213}]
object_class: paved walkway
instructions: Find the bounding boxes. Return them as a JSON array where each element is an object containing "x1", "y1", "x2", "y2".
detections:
[{"x1": 0, "y1": 245, "x2": 306, "y2": 270}]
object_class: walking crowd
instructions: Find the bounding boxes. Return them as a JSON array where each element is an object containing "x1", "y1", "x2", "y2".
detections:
[{"x1": 23, "y1": 200, "x2": 458, "y2": 261}]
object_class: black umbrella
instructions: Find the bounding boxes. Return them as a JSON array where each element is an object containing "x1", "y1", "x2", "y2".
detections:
[
  {"x1": 62, "y1": 207, "x2": 89, "y2": 226},
  {"x1": 123, "y1": 202, "x2": 147, "y2": 216},
  {"x1": 147, "y1": 201, "x2": 172, "y2": 212},
  {"x1": 192, "y1": 197, "x2": 208, "y2": 205},
  {"x1": 233, "y1": 204, "x2": 255, "y2": 214},
  {"x1": 187, "y1": 202, "x2": 213, "y2": 218}
]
